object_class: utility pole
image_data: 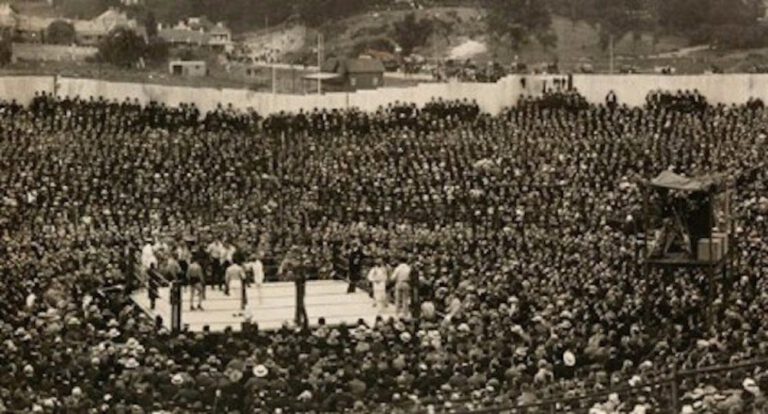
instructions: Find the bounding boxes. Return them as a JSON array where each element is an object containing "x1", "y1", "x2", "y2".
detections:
[
  {"x1": 609, "y1": 34, "x2": 615, "y2": 74},
  {"x1": 317, "y1": 32, "x2": 323, "y2": 95},
  {"x1": 272, "y1": 65, "x2": 277, "y2": 94}
]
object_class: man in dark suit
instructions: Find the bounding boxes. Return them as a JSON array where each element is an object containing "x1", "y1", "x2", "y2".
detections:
[
  {"x1": 280, "y1": 246, "x2": 308, "y2": 330},
  {"x1": 347, "y1": 240, "x2": 363, "y2": 293}
]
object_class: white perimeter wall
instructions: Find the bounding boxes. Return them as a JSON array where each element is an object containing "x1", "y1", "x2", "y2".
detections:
[
  {"x1": 2, "y1": 74, "x2": 768, "y2": 115},
  {"x1": 571, "y1": 74, "x2": 768, "y2": 107},
  {"x1": 54, "y1": 75, "x2": 546, "y2": 115}
]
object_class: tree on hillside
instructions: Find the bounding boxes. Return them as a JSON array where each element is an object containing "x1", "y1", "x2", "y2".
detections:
[
  {"x1": 97, "y1": 27, "x2": 147, "y2": 68},
  {"x1": 485, "y1": 0, "x2": 557, "y2": 50},
  {"x1": 393, "y1": 13, "x2": 433, "y2": 56},
  {"x1": 145, "y1": 36, "x2": 169, "y2": 66},
  {"x1": 47, "y1": 20, "x2": 76, "y2": 45},
  {"x1": 657, "y1": 0, "x2": 763, "y2": 32},
  {"x1": 57, "y1": 0, "x2": 117, "y2": 19},
  {"x1": 656, "y1": 0, "x2": 766, "y2": 48},
  {"x1": 143, "y1": 11, "x2": 158, "y2": 39},
  {"x1": 593, "y1": 0, "x2": 652, "y2": 50},
  {"x1": 352, "y1": 37, "x2": 397, "y2": 56},
  {"x1": 0, "y1": 32, "x2": 11, "y2": 66},
  {"x1": 297, "y1": 0, "x2": 370, "y2": 27}
]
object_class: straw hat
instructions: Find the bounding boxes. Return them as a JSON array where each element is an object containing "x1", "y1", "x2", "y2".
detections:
[
  {"x1": 253, "y1": 365, "x2": 268, "y2": 378},
  {"x1": 563, "y1": 351, "x2": 576, "y2": 367}
]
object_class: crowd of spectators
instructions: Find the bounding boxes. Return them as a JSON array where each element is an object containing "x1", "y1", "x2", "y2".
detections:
[
  {"x1": 1, "y1": 86, "x2": 767, "y2": 413},
  {"x1": 431, "y1": 61, "x2": 509, "y2": 83},
  {"x1": 645, "y1": 89, "x2": 708, "y2": 113}
]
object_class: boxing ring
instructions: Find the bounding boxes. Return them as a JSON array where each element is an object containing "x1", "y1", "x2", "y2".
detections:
[{"x1": 131, "y1": 279, "x2": 396, "y2": 332}]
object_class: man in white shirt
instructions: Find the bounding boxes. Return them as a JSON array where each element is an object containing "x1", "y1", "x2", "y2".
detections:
[
  {"x1": 367, "y1": 258, "x2": 389, "y2": 311},
  {"x1": 391, "y1": 261, "x2": 412, "y2": 316},
  {"x1": 243, "y1": 252, "x2": 265, "y2": 305},
  {"x1": 222, "y1": 242, "x2": 236, "y2": 265},
  {"x1": 206, "y1": 238, "x2": 225, "y2": 290},
  {"x1": 140, "y1": 238, "x2": 157, "y2": 272}
]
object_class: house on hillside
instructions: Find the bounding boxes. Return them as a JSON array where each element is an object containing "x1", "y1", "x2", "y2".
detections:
[
  {"x1": 306, "y1": 57, "x2": 385, "y2": 92},
  {"x1": 207, "y1": 24, "x2": 231, "y2": 50},
  {"x1": 158, "y1": 17, "x2": 232, "y2": 52},
  {"x1": 0, "y1": 4, "x2": 49, "y2": 42},
  {"x1": 73, "y1": 8, "x2": 145, "y2": 45},
  {"x1": 0, "y1": 5, "x2": 143, "y2": 44},
  {"x1": 15, "y1": 15, "x2": 49, "y2": 42},
  {"x1": 0, "y1": 3, "x2": 18, "y2": 29},
  {"x1": 762, "y1": 0, "x2": 768, "y2": 21}
]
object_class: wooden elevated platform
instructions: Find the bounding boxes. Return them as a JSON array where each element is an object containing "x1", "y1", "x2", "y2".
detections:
[{"x1": 131, "y1": 279, "x2": 397, "y2": 332}]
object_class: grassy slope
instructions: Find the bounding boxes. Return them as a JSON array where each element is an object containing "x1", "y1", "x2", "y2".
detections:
[
  {"x1": 13, "y1": 0, "x2": 111, "y2": 20},
  {"x1": 307, "y1": 7, "x2": 690, "y2": 69}
]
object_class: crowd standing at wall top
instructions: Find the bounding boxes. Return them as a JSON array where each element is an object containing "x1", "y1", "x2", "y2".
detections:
[{"x1": 2, "y1": 73, "x2": 768, "y2": 116}]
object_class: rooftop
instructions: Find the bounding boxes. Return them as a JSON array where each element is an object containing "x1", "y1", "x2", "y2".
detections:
[{"x1": 323, "y1": 57, "x2": 385, "y2": 75}]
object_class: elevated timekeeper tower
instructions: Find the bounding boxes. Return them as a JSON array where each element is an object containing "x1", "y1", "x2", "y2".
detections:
[{"x1": 639, "y1": 171, "x2": 736, "y2": 325}]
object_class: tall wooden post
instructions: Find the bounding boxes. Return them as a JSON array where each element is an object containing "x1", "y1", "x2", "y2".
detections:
[
  {"x1": 170, "y1": 280, "x2": 182, "y2": 332},
  {"x1": 317, "y1": 33, "x2": 323, "y2": 95},
  {"x1": 670, "y1": 365, "x2": 680, "y2": 413}
]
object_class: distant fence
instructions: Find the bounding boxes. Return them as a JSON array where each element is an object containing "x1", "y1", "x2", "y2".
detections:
[
  {"x1": 12, "y1": 43, "x2": 97, "y2": 62},
  {"x1": 3, "y1": 74, "x2": 768, "y2": 115}
]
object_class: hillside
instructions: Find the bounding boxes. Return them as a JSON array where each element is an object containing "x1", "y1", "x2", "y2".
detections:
[
  {"x1": 243, "y1": 8, "x2": 690, "y2": 70},
  {"x1": 9, "y1": 0, "x2": 768, "y2": 73}
]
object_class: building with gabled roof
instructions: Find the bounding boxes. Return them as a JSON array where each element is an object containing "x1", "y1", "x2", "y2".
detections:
[
  {"x1": 308, "y1": 57, "x2": 385, "y2": 92},
  {"x1": 158, "y1": 17, "x2": 232, "y2": 52},
  {"x1": 0, "y1": 2, "x2": 19, "y2": 28},
  {"x1": 0, "y1": 5, "x2": 143, "y2": 45},
  {"x1": 73, "y1": 8, "x2": 145, "y2": 45}
]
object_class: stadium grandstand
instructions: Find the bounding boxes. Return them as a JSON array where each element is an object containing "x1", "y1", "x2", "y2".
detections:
[{"x1": 0, "y1": 86, "x2": 767, "y2": 414}]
